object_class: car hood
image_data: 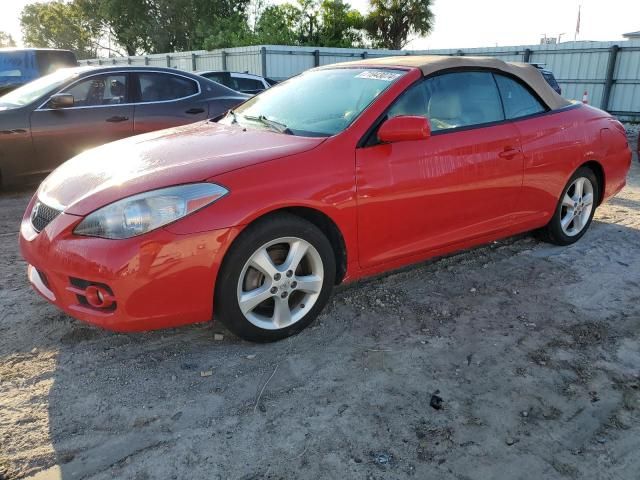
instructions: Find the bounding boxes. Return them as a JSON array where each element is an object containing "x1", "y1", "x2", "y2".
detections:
[{"x1": 39, "y1": 121, "x2": 325, "y2": 216}]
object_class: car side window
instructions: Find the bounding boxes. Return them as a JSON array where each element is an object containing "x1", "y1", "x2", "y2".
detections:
[
  {"x1": 233, "y1": 77, "x2": 265, "y2": 91},
  {"x1": 386, "y1": 71, "x2": 505, "y2": 132},
  {"x1": 204, "y1": 72, "x2": 232, "y2": 88},
  {"x1": 138, "y1": 73, "x2": 198, "y2": 103},
  {"x1": 61, "y1": 74, "x2": 128, "y2": 107},
  {"x1": 387, "y1": 81, "x2": 429, "y2": 118},
  {"x1": 494, "y1": 74, "x2": 546, "y2": 119}
]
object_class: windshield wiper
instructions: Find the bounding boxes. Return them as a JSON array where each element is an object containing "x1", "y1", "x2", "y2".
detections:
[
  {"x1": 243, "y1": 114, "x2": 292, "y2": 135},
  {"x1": 227, "y1": 109, "x2": 238, "y2": 124}
]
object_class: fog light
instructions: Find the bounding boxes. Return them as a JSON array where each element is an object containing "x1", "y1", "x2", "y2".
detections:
[{"x1": 85, "y1": 285, "x2": 114, "y2": 309}]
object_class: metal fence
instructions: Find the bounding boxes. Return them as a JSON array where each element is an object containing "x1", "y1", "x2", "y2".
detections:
[{"x1": 80, "y1": 41, "x2": 640, "y2": 121}]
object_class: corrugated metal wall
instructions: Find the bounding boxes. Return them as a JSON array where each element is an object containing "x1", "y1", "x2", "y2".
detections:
[{"x1": 80, "y1": 40, "x2": 640, "y2": 121}]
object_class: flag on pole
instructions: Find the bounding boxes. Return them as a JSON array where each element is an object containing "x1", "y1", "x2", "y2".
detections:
[{"x1": 575, "y1": 5, "x2": 581, "y2": 40}]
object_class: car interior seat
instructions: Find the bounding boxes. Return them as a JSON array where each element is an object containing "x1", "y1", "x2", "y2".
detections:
[
  {"x1": 109, "y1": 79, "x2": 126, "y2": 104},
  {"x1": 427, "y1": 92, "x2": 463, "y2": 130}
]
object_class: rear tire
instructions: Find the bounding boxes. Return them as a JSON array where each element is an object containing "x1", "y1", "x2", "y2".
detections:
[
  {"x1": 538, "y1": 166, "x2": 599, "y2": 246},
  {"x1": 215, "y1": 213, "x2": 336, "y2": 342}
]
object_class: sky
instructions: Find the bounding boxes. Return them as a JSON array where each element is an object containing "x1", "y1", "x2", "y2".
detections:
[{"x1": 1, "y1": 0, "x2": 639, "y2": 50}]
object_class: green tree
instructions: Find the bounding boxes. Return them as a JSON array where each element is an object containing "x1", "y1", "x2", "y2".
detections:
[
  {"x1": 254, "y1": 0, "x2": 363, "y2": 47},
  {"x1": 76, "y1": 0, "x2": 151, "y2": 56},
  {"x1": 79, "y1": 0, "x2": 252, "y2": 54},
  {"x1": 0, "y1": 31, "x2": 17, "y2": 48},
  {"x1": 202, "y1": 15, "x2": 256, "y2": 49},
  {"x1": 365, "y1": 0, "x2": 434, "y2": 50},
  {"x1": 254, "y1": 3, "x2": 301, "y2": 45},
  {"x1": 318, "y1": 0, "x2": 364, "y2": 47},
  {"x1": 20, "y1": 1, "x2": 103, "y2": 59}
]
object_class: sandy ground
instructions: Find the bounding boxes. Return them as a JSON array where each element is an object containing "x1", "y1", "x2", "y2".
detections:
[{"x1": 1, "y1": 131, "x2": 639, "y2": 480}]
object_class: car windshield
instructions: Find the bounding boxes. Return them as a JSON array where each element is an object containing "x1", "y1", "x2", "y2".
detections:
[
  {"x1": 0, "y1": 67, "x2": 90, "y2": 109},
  {"x1": 219, "y1": 67, "x2": 406, "y2": 137}
]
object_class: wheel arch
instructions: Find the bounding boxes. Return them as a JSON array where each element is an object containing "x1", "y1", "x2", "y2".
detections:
[
  {"x1": 224, "y1": 205, "x2": 348, "y2": 285},
  {"x1": 579, "y1": 160, "x2": 605, "y2": 205},
  {"x1": 278, "y1": 206, "x2": 347, "y2": 284}
]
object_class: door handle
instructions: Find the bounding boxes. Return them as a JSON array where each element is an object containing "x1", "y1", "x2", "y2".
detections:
[
  {"x1": 185, "y1": 108, "x2": 205, "y2": 115},
  {"x1": 106, "y1": 116, "x2": 129, "y2": 123},
  {"x1": 1, "y1": 129, "x2": 27, "y2": 134},
  {"x1": 498, "y1": 147, "x2": 521, "y2": 159}
]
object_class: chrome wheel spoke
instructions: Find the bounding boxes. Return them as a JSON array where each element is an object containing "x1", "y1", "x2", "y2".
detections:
[
  {"x1": 579, "y1": 209, "x2": 590, "y2": 228},
  {"x1": 574, "y1": 177, "x2": 584, "y2": 198},
  {"x1": 582, "y1": 192, "x2": 594, "y2": 206},
  {"x1": 239, "y1": 285, "x2": 272, "y2": 314},
  {"x1": 249, "y1": 248, "x2": 278, "y2": 277},
  {"x1": 294, "y1": 274, "x2": 322, "y2": 294},
  {"x1": 283, "y1": 240, "x2": 308, "y2": 273},
  {"x1": 272, "y1": 296, "x2": 292, "y2": 327},
  {"x1": 562, "y1": 193, "x2": 575, "y2": 208},
  {"x1": 573, "y1": 212, "x2": 583, "y2": 231},
  {"x1": 561, "y1": 209, "x2": 575, "y2": 229}
]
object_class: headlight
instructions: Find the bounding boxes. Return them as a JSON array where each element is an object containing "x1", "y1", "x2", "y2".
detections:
[{"x1": 74, "y1": 183, "x2": 228, "y2": 239}]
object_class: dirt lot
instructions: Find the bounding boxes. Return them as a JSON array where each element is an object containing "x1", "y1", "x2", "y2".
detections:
[{"x1": 1, "y1": 130, "x2": 639, "y2": 480}]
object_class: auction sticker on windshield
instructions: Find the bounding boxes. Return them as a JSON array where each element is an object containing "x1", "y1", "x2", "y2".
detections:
[{"x1": 355, "y1": 70, "x2": 402, "y2": 81}]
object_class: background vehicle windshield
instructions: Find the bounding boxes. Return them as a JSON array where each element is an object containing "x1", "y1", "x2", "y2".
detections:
[
  {"x1": 221, "y1": 67, "x2": 406, "y2": 136},
  {"x1": 0, "y1": 67, "x2": 88, "y2": 109}
]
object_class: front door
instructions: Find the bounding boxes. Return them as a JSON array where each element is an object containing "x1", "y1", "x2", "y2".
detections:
[
  {"x1": 30, "y1": 72, "x2": 134, "y2": 173},
  {"x1": 356, "y1": 71, "x2": 525, "y2": 268}
]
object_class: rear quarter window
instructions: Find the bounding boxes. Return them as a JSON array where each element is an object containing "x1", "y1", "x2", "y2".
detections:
[
  {"x1": 232, "y1": 76, "x2": 265, "y2": 91},
  {"x1": 138, "y1": 73, "x2": 199, "y2": 102},
  {"x1": 494, "y1": 74, "x2": 546, "y2": 119}
]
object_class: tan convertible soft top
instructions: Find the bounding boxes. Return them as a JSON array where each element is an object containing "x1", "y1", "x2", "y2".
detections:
[{"x1": 320, "y1": 55, "x2": 571, "y2": 110}]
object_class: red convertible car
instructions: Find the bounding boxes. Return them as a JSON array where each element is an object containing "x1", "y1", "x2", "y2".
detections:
[{"x1": 20, "y1": 56, "x2": 631, "y2": 342}]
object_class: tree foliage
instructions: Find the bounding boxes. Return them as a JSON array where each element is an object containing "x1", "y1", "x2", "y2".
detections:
[
  {"x1": 365, "y1": 0, "x2": 434, "y2": 50},
  {"x1": 254, "y1": 0, "x2": 363, "y2": 47},
  {"x1": 0, "y1": 32, "x2": 17, "y2": 48},
  {"x1": 77, "y1": 0, "x2": 251, "y2": 54},
  {"x1": 20, "y1": 1, "x2": 102, "y2": 59},
  {"x1": 19, "y1": 0, "x2": 434, "y2": 57}
]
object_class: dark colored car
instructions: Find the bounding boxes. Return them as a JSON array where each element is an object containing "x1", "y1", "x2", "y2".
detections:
[
  {"x1": 0, "y1": 66, "x2": 247, "y2": 187},
  {"x1": 198, "y1": 71, "x2": 277, "y2": 95},
  {"x1": 541, "y1": 70, "x2": 561, "y2": 95},
  {"x1": 0, "y1": 48, "x2": 77, "y2": 96},
  {"x1": 529, "y1": 63, "x2": 562, "y2": 95}
]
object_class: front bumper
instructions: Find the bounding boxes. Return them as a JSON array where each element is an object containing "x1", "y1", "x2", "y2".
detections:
[{"x1": 19, "y1": 197, "x2": 236, "y2": 332}]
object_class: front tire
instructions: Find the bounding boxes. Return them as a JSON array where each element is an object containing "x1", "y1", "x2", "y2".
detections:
[
  {"x1": 539, "y1": 166, "x2": 599, "y2": 246},
  {"x1": 215, "y1": 213, "x2": 336, "y2": 342}
]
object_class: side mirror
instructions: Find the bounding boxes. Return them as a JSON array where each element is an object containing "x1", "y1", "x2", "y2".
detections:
[
  {"x1": 378, "y1": 115, "x2": 431, "y2": 143},
  {"x1": 48, "y1": 93, "x2": 74, "y2": 109}
]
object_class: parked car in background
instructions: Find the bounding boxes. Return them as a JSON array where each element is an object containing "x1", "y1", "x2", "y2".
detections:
[
  {"x1": 0, "y1": 48, "x2": 77, "y2": 96},
  {"x1": 198, "y1": 71, "x2": 276, "y2": 95},
  {"x1": 19, "y1": 56, "x2": 631, "y2": 342},
  {"x1": 0, "y1": 66, "x2": 247, "y2": 187},
  {"x1": 529, "y1": 63, "x2": 562, "y2": 95}
]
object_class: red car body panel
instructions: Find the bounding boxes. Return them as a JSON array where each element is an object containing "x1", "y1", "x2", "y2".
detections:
[
  {"x1": 19, "y1": 66, "x2": 632, "y2": 332},
  {"x1": 20, "y1": 197, "x2": 241, "y2": 331},
  {"x1": 39, "y1": 121, "x2": 325, "y2": 215}
]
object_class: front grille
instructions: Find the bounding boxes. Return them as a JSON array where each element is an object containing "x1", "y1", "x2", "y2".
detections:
[{"x1": 30, "y1": 201, "x2": 62, "y2": 233}]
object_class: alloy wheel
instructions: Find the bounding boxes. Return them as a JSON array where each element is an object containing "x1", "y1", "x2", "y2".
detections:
[
  {"x1": 236, "y1": 237, "x2": 324, "y2": 330},
  {"x1": 560, "y1": 176, "x2": 595, "y2": 237}
]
